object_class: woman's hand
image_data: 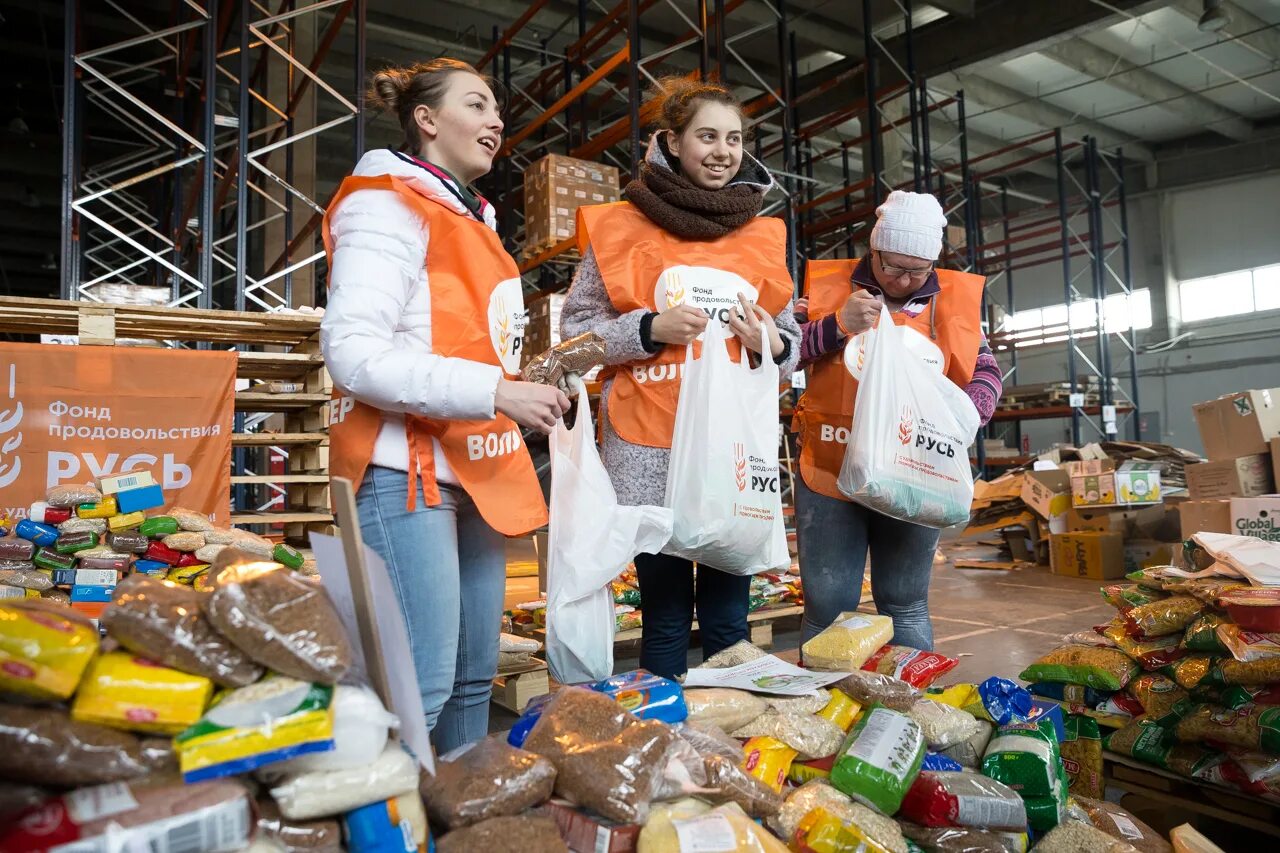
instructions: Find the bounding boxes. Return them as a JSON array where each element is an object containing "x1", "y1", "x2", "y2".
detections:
[
  {"x1": 728, "y1": 292, "x2": 783, "y2": 358},
  {"x1": 838, "y1": 289, "x2": 881, "y2": 337},
  {"x1": 494, "y1": 378, "x2": 571, "y2": 434},
  {"x1": 650, "y1": 304, "x2": 709, "y2": 345}
]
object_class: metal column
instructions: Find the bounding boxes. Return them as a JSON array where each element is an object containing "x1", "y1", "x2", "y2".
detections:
[
  {"x1": 1085, "y1": 136, "x2": 1113, "y2": 437},
  {"x1": 198, "y1": 0, "x2": 217, "y2": 307},
  {"x1": 1001, "y1": 185, "x2": 1021, "y2": 452},
  {"x1": 628, "y1": 0, "x2": 641, "y2": 179},
  {"x1": 1056, "y1": 129, "x2": 1082, "y2": 446},
  {"x1": 1116, "y1": 149, "x2": 1141, "y2": 440},
  {"x1": 234, "y1": 0, "x2": 251, "y2": 312},
  {"x1": 60, "y1": 0, "x2": 80, "y2": 300},
  {"x1": 777, "y1": 0, "x2": 798, "y2": 281},
  {"x1": 354, "y1": 0, "x2": 366, "y2": 159},
  {"x1": 863, "y1": 0, "x2": 884, "y2": 207}
]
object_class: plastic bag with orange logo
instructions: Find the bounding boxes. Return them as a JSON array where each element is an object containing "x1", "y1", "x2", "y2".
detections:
[{"x1": 837, "y1": 305, "x2": 979, "y2": 528}]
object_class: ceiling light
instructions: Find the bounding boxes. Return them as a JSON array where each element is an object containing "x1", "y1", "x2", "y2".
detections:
[{"x1": 1199, "y1": 0, "x2": 1231, "y2": 33}]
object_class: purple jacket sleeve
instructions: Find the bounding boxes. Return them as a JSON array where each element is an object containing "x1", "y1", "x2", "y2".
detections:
[
  {"x1": 798, "y1": 313, "x2": 846, "y2": 368},
  {"x1": 966, "y1": 340, "x2": 1002, "y2": 426}
]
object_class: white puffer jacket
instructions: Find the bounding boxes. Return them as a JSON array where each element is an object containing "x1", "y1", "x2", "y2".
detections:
[{"x1": 321, "y1": 148, "x2": 504, "y2": 485}]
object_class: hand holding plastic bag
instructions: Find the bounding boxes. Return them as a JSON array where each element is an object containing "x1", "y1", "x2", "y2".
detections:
[
  {"x1": 837, "y1": 306, "x2": 978, "y2": 528},
  {"x1": 546, "y1": 388, "x2": 673, "y2": 683}
]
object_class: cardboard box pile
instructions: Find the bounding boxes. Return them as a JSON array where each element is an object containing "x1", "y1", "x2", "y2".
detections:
[{"x1": 523, "y1": 153, "x2": 620, "y2": 258}]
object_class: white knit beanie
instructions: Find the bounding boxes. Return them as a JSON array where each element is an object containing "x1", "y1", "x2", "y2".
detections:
[{"x1": 870, "y1": 190, "x2": 947, "y2": 261}]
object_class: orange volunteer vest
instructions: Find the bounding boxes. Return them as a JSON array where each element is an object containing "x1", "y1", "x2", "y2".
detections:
[
  {"x1": 794, "y1": 258, "x2": 985, "y2": 500},
  {"x1": 577, "y1": 202, "x2": 794, "y2": 449},
  {"x1": 322, "y1": 174, "x2": 547, "y2": 536}
]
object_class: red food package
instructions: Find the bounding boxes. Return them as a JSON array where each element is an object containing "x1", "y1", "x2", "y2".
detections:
[
  {"x1": 143, "y1": 542, "x2": 182, "y2": 567},
  {"x1": 899, "y1": 771, "x2": 1027, "y2": 831},
  {"x1": 861, "y1": 645, "x2": 959, "y2": 688}
]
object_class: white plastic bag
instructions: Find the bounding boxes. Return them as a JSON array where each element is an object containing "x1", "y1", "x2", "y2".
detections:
[
  {"x1": 546, "y1": 386, "x2": 673, "y2": 684},
  {"x1": 664, "y1": 322, "x2": 789, "y2": 573},
  {"x1": 837, "y1": 306, "x2": 978, "y2": 528}
]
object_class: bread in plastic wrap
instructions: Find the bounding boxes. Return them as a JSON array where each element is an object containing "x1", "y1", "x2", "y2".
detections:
[
  {"x1": 768, "y1": 779, "x2": 908, "y2": 851},
  {"x1": 437, "y1": 813, "x2": 568, "y2": 853},
  {"x1": 0, "y1": 702, "x2": 174, "y2": 787},
  {"x1": 423, "y1": 736, "x2": 557, "y2": 830},
  {"x1": 204, "y1": 560, "x2": 352, "y2": 684},
  {"x1": 270, "y1": 742, "x2": 419, "y2": 821},
  {"x1": 683, "y1": 688, "x2": 768, "y2": 732},
  {"x1": 101, "y1": 574, "x2": 263, "y2": 688},
  {"x1": 802, "y1": 612, "x2": 895, "y2": 671},
  {"x1": 730, "y1": 711, "x2": 846, "y2": 760}
]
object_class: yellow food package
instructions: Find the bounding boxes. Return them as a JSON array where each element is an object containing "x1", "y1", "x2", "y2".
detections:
[
  {"x1": 71, "y1": 650, "x2": 214, "y2": 735},
  {"x1": 925, "y1": 682, "x2": 982, "y2": 711},
  {"x1": 0, "y1": 600, "x2": 98, "y2": 700},
  {"x1": 801, "y1": 613, "x2": 895, "y2": 671},
  {"x1": 817, "y1": 689, "x2": 862, "y2": 732},
  {"x1": 166, "y1": 563, "x2": 210, "y2": 585},
  {"x1": 741, "y1": 736, "x2": 797, "y2": 793},
  {"x1": 792, "y1": 807, "x2": 895, "y2": 853},
  {"x1": 787, "y1": 755, "x2": 836, "y2": 785}
]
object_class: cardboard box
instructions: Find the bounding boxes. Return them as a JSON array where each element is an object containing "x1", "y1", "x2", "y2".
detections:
[
  {"x1": 1179, "y1": 499, "x2": 1233, "y2": 538},
  {"x1": 1114, "y1": 461, "x2": 1162, "y2": 505},
  {"x1": 1230, "y1": 495, "x2": 1280, "y2": 543},
  {"x1": 1022, "y1": 469, "x2": 1071, "y2": 533},
  {"x1": 1050, "y1": 531, "x2": 1127, "y2": 580},
  {"x1": 1193, "y1": 389, "x2": 1280, "y2": 460},
  {"x1": 1272, "y1": 437, "x2": 1280, "y2": 489},
  {"x1": 1066, "y1": 504, "x2": 1181, "y2": 541},
  {"x1": 1124, "y1": 540, "x2": 1175, "y2": 573},
  {"x1": 1186, "y1": 454, "x2": 1274, "y2": 499},
  {"x1": 1064, "y1": 459, "x2": 1116, "y2": 478},
  {"x1": 540, "y1": 799, "x2": 640, "y2": 853},
  {"x1": 1071, "y1": 472, "x2": 1117, "y2": 507},
  {"x1": 523, "y1": 153, "x2": 621, "y2": 256}
]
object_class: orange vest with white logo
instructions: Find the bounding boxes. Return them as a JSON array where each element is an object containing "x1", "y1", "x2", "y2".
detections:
[
  {"x1": 577, "y1": 202, "x2": 794, "y2": 449},
  {"x1": 794, "y1": 258, "x2": 985, "y2": 500},
  {"x1": 322, "y1": 175, "x2": 547, "y2": 536}
]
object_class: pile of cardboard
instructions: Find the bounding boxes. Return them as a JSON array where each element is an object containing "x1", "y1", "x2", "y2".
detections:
[
  {"x1": 1180, "y1": 388, "x2": 1280, "y2": 543},
  {"x1": 523, "y1": 153, "x2": 620, "y2": 258}
]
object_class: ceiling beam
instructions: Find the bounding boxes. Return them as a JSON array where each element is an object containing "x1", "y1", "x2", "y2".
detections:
[
  {"x1": 1041, "y1": 38, "x2": 1253, "y2": 142},
  {"x1": 1168, "y1": 0, "x2": 1280, "y2": 63},
  {"x1": 937, "y1": 72, "x2": 1155, "y2": 162}
]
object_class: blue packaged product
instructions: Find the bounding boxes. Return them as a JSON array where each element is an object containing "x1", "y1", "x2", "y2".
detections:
[
  {"x1": 1027, "y1": 682, "x2": 1113, "y2": 709},
  {"x1": 70, "y1": 584, "x2": 115, "y2": 603},
  {"x1": 16, "y1": 520, "x2": 58, "y2": 548},
  {"x1": 507, "y1": 692, "x2": 555, "y2": 748},
  {"x1": 132, "y1": 559, "x2": 170, "y2": 577},
  {"x1": 1027, "y1": 700, "x2": 1066, "y2": 742},
  {"x1": 591, "y1": 669, "x2": 687, "y2": 723},
  {"x1": 921, "y1": 752, "x2": 965, "y2": 772},
  {"x1": 979, "y1": 676, "x2": 1034, "y2": 726},
  {"x1": 115, "y1": 483, "x2": 166, "y2": 514},
  {"x1": 345, "y1": 796, "x2": 424, "y2": 853}
]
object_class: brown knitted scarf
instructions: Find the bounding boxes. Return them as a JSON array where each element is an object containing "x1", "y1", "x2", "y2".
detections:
[{"x1": 625, "y1": 160, "x2": 764, "y2": 240}]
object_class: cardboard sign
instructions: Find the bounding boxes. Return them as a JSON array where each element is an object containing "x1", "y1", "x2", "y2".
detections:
[{"x1": 0, "y1": 343, "x2": 234, "y2": 523}]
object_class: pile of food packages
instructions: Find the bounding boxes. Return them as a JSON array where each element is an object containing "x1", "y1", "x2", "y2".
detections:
[
  {"x1": 506, "y1": 566, "x2": 807, "y2": 635},
  {"x1": 1022, "y1": 538, "x2": 1280, "y2": 811},
  {"x1": 0, "y1": 472, "x2": 314, "y2": 621}
]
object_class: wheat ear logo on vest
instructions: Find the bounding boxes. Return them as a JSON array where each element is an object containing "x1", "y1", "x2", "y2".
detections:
[
  {"x1": 488, "y1": 278, "x2": 528, "y2": 374},
  {"x1": 654, "y1": 265, "x2": 758, "y2": 326}
]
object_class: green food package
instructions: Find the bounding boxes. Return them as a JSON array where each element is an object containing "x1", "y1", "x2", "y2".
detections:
[
  {"x1": 1182, "y1": 613, "x2": 1230, "y2": 654},
  {"x1": 1192, "y1": 684, "x2": 1280, "y2": 711},
  {"x1": 1020, "y1": 645, "x2": 1139, "y2": 692},
  {"x1": 1101, "y1": 583, "x2": 1166, "y2": 613},
  {"x1": 1126, "y1": 568, "x2": 1168, "y2": 591},
  {"x1": 1174, "y1": 703, "x2": 1280, "y2": 753},
  {"x1": 1161, "y1": 655, "x2": 1217, "y2": 691},
  {"x1": 1103, "y1": 719, "x2": 1222, "y2": 777},
  {"x1": 828, "y1": 703, "x2": 925, "y2": 815},
  {"x1": 980, "y1": 715, "x2": 1062, "y2": 799},
  {"x1": 1127, "y1": 672, "x2": 1190, "y2": 725},
  {"x1": 1021, "y1": 761, "x2": 1069, "y2": 833}
]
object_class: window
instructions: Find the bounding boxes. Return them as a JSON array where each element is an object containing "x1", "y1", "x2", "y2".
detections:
[
  {"x1": 1179, "y1": 264, "x2": 1280, "y2": 322},
  {"x1": 997, "y1": 289, "x2": 1152, "y2": 349}
]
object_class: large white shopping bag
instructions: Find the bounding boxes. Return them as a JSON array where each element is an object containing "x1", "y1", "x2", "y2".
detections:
[
  {"x1": 545, "y1": 386, "x2": 673, "y2": 683},
  {"x1": 837, "y1": 306, "x2": 979, "y2": 528},
  {"x1": 663, "y1": 321, "x2": 790, "y2": 574}
]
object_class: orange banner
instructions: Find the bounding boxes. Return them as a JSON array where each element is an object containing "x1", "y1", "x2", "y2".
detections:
[{"x1": 0, "y1": 343, "x2": 236, "y2": 523}]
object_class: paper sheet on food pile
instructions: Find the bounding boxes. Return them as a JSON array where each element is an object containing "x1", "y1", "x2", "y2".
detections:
[
  {"x1": 681, "y1": 654, "x2": 848, "y2": 696},
  {"x1": 1191, "y1": 533, "x2": 1280, "y2": 586}
]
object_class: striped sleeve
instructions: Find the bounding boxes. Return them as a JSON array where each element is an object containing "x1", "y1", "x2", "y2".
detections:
[
  {"x1": 965, "y1": 339, "x2": 1003, "y2": 426},
  {"x1": 798, "y1": 313, "x2": 847, "y2": 368}
]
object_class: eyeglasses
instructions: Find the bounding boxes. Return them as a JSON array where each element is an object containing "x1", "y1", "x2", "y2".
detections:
[{"x1": 876, "y1": 253, "x2": 934, "y2": 281}]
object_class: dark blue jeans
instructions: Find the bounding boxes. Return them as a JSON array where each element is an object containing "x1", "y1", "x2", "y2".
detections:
[
  {"x1": 795, "y1": 474, "x2": 940, "y2": 651},
  {"x1": 634, "y1": 553, "x2": 750, "y2": 679}
]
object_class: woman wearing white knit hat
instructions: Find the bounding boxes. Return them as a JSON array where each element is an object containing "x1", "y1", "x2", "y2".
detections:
[{"x1": 791, "y1": 190, "x2": 1003, "y2": 650}]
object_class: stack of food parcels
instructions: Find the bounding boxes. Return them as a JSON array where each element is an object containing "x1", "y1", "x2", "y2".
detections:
[
  {"x1": 1, "y1": 473, "x2": 313, "y2": 626},
  {"x1": 1020, "y1": 535, "x2": 1280, "y2": 811},
  {"x1": 506, "y1": 566, "x2": 807, "y2": 635},
  {"x1": 1, "y1": 559, "x2": 1182, "y2": 852}
]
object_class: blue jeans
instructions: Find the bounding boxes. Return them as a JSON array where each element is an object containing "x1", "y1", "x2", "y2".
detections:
[
  {"x1": 355, "y1": 466, "x2": 506, "y2": 753},
  {"x1": 795, "y1": 474, "x2": 939, "y2": 650},
  {"x1": 634, "y1": 553, "x2": 750, "y2": 679}
]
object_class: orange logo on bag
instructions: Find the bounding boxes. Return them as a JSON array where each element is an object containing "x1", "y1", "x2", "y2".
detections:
[
  {"x1": 494, "y1": 294, "x2": 512, "y2": 357},
  {"x1": 734, "y1": 443, "x2": 747, "y2": 491},
  {"x1": 898, "y1": 406, "x2": 915, "y2": 446},
  {"x1": 665, "y1": 271, "x2": 686, "y2": 309}
]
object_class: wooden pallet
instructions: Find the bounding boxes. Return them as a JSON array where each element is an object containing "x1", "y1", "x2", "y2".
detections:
[{"x1": 0, "y1": 297, "x2": 333, "y2": 545}]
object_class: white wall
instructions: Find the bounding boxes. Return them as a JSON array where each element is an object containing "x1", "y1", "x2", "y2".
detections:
[{"x1": 983, "y1": 172, "x2": 1280, "y2": 457}]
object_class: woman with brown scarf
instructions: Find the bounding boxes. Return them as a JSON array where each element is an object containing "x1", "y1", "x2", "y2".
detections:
[{"x1": 561, "y1": 78, "x2": 800, "y2": 679}]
